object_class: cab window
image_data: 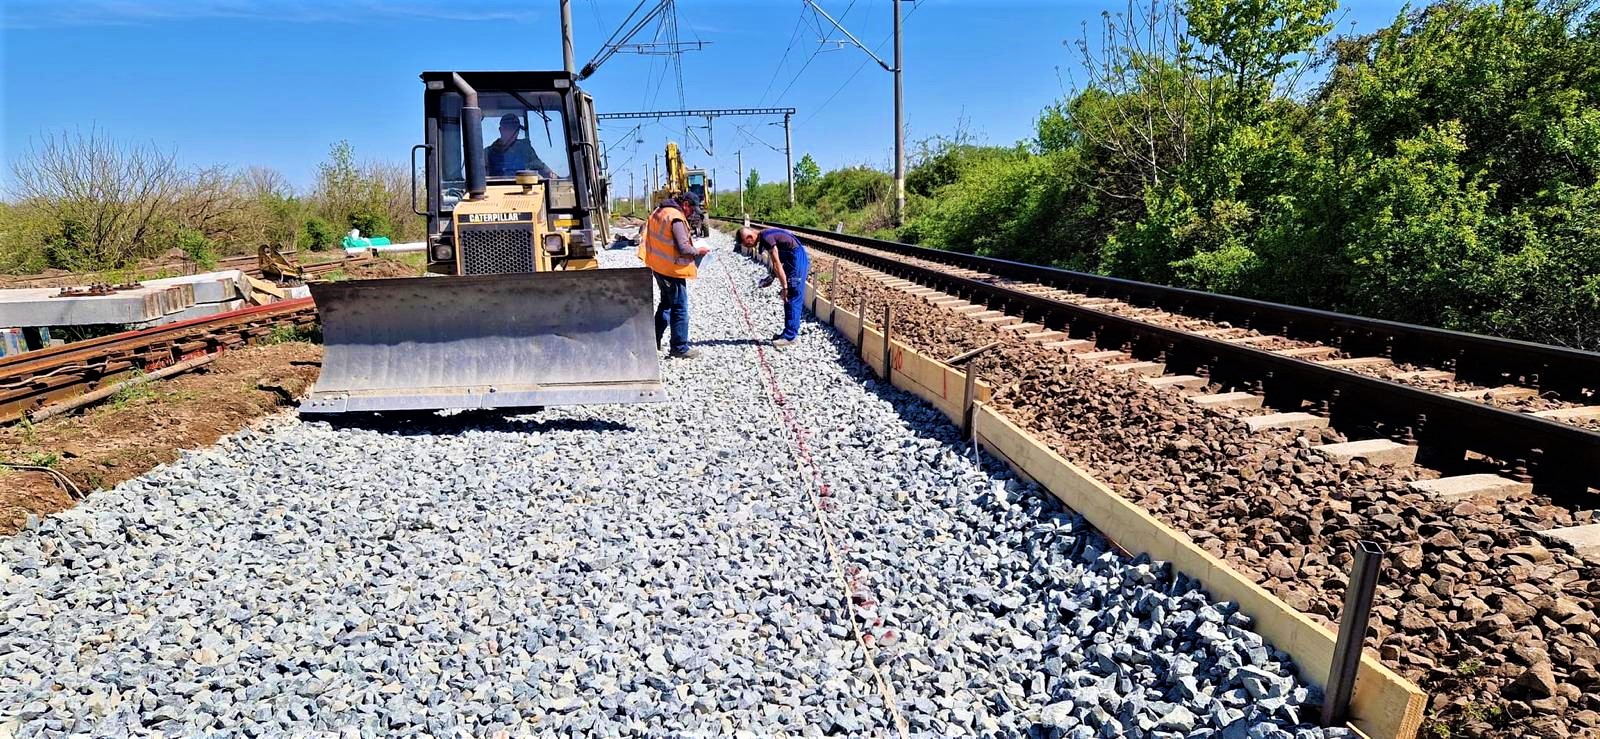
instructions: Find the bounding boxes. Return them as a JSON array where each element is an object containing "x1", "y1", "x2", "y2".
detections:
[{"x1": 438, "y1": 90, "x2": 572, "y2": 209}]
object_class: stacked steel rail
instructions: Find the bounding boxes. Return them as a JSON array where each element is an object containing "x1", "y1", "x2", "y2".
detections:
[
  {"x1": 736, "y1": 220, "x2": 1600, "y2": 493},
  {"x1": 0, "y1": 298, "x2": 315, "y2": 424}
]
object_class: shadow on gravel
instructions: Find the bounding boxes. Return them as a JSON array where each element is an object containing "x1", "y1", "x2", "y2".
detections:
[{"x1": 310, "y1": 410, "x2": 635, "y2": 437}]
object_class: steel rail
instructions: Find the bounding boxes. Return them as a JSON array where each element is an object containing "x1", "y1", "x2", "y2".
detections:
[
  {"x1": 743, "y1": 221, "x2": 1600, "y2": 492},
  {"x1": 0, "y1": 298, "x2": 316, "y2": 424},
  {"x1": 759, "y1": 222, "x2": 1600, "y2": 401}
]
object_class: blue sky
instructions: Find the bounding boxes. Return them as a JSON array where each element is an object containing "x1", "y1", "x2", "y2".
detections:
[{"x1": 1, "y1": 1, "x2": 1407, "y2": 194}]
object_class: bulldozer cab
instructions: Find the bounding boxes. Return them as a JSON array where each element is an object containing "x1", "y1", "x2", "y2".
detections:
[{"x1": 418, "y1": 71, "x2": 610, "y2": 275}]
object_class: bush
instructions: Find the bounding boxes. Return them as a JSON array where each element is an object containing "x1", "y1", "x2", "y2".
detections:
[
  {"x1": 348, "y1": 209, "x2": 392, "y2": 240},
  {"x1": 176, "y1": 228, "x2": 219, "y2": 270},
  {"x1": 300, "y1": 216, "x2": 337, "y2": 251},
  {"x1": 0, "y1": 203, "x2": 52, "y2": 274}
]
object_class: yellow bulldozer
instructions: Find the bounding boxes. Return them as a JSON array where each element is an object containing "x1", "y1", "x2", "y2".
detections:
[{"x1": 300, "y1": 71, "x2": 666, "y2": 414}]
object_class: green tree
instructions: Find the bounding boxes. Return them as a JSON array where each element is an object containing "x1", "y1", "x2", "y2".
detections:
[
  {"x1": 1184, "y1": 0, "x2": 1338, "y2": 114},
  {"x1": 745, "y1": 169, "x2": 761, "y2": 193},
  {"x1": 314, "y1": 140, "x2": 364, "y2": 222},
  {"x1": 349, "y1": 210, "x2": 393, "y2": 240},
  {"x1": 793, "y1": 154, "x2": 821, "y2": 189}
]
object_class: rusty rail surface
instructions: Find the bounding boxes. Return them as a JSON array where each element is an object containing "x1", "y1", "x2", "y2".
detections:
[{"x1": 0, "y1": 298, "x2": 316, "y2": 424}]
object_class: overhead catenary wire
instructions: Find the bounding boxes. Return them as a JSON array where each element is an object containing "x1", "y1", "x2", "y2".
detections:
[
  {"x1": 733, "y1": 123, "x2": 786, "y2": 155},
  {"x1": 578, "y1": 0, "x2": 670, "y2": 80},
  {"x1": 803, "y1": 1, "x2": 922, "y2": 126},
  {"x1": 758, "y1": 9, "x2": 811, "y2": 105},
  {"x1": 770, "y1": 0, "x2": 860, "y2": 106}
]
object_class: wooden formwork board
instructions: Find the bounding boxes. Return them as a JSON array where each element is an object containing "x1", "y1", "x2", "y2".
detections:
[{"x1": 802, "y1": 279, "x2": 1427, "y2": 739}]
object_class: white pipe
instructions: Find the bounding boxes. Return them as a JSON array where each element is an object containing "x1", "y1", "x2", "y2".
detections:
[{"x1": 344, "y1": 242, "x2": 428, "y2": 254}]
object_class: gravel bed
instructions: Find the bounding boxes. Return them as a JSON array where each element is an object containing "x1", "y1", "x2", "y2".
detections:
[
  {"x1": 3, "y1": 234, "x2": 1341, "y2": 737},
  {"x1": 814, "y1": 258, "x2": 1600, "y2": 738}
]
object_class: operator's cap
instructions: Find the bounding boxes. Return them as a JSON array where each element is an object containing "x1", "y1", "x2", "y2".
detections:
[
  {"x1": 676, "y1": 191, "x2": 702, "y2": 206},
  {"x1": 498, "y1": 113, "x2": 521, "y2": 127}
]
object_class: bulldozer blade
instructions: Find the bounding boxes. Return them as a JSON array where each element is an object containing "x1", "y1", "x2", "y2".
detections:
[{"x1": 300, "y1": 268, "x2": 667, "y2": 414}]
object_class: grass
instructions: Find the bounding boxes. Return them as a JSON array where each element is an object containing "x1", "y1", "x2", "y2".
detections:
[
  {"x1": 1463, "y1": 702, "x2": 1504, "y2": 722},
  {"x1": 18, "y1": 417, "x2": 38, "y2": 444},
  {"x1": 26, "y1": 451, "x2": 59, "y2": 468},
  {"x1": 263, "y1": 324, "x2": 319, "y2": 345},
  {"x1": 108, "y1": 371, "x2": 156, "y2": 409},
  {"x1": 387, "y1": 251, "x2": 427, "y2": 275},
  {"x1": 1425, "y1": 699, "x2": 1506, "y2": 738},
  {"x1": 322, "y1": 268, "x2": 349, "y2": 282},
  {"x1": 1455, "y1": 658, "x2": 1485, "y2": 677}
]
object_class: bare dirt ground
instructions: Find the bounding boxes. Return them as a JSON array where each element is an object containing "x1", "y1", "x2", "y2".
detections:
[
  {"x1": 343, "y1": 255, "x2": 425, "y2": 279},
  {"x1": 0, "y1": 341, "x2": 322, "y2": 534}
]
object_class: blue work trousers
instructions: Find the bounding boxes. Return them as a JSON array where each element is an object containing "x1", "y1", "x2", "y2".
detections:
[
  {"x1": 654, "y1": 273, "x2": 690, "y2": 354},
  {"x1": 780, "y1": 252, "x2": 810, "y2": 341}
]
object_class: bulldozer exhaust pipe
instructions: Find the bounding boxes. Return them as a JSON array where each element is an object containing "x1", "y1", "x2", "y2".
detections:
[{"x1": 453, "y1": 72, "x2": 487, "y2": 200}]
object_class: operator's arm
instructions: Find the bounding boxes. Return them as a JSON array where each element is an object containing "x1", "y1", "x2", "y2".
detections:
[{"x1": 527, "y1": 145, "x2": 558, "y2": 180}]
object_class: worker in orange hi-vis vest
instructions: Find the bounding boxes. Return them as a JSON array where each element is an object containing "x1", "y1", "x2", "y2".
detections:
[{"x1": 639, "y1": 194, "x2": 710, "y2": 358}]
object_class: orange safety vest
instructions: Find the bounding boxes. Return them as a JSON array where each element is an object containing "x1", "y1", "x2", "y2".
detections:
[{"x1": 638, "y1": 205, "x2": 698, "y2": 279}]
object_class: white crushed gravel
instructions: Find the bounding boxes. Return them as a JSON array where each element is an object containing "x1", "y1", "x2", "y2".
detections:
[{"x1": 0, "y1": 228, "x2": 1347, "y2": 738}]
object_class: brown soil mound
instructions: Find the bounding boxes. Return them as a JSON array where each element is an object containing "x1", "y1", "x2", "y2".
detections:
[{"x1": 344, "y1": 256, "x2": 424, "y2": 279}]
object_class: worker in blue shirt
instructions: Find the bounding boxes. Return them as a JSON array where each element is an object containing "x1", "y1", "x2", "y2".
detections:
[{"x1": 737, "y1": 226, "x2": 810, "y2": 348}]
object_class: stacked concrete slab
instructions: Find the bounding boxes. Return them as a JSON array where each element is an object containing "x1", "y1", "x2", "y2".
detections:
[
  {"x1": 0, "y1": 269, "x2": 248, "y2": 330},
  {"x1": 0, "y1": 285, "x2": 183, "y2": 326},
  {"x1": 136, "y1": 271, "x2": 249, "y2": 326}
]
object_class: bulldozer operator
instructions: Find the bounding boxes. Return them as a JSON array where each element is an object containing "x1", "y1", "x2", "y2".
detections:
[{"x1": 487, "y1": 113, "x2": 557, "y2": 180}]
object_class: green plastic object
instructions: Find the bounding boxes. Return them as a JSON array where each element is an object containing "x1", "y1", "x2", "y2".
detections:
[{"x1": 342, "y1": 235, "x2": 393, "y2": 249}]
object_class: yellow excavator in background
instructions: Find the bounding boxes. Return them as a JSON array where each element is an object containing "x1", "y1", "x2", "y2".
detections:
[
  {"x1": 300, "y1": 70, "x2": 666, "y2": 415},
  {"x1": 651, "y1": 142, "x2": 710, "y2": 237}
]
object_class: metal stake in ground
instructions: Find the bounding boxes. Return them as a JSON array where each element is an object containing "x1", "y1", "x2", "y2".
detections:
[
  {"x1": 968, "y1": 365, "x2": 982, "y2": 461},
  {"x1": 882, "y1": 304, "x2": 894, "y2": 384},
  {"x1": 945, "y1": 341, "x2": 1000, "y2": 443},
  {"x1": 1323, "y1": 540, "x2": 1385, "y2": 728},
  {"x1": 857, "y1": 296, "x2": 867, "y2": 353}
]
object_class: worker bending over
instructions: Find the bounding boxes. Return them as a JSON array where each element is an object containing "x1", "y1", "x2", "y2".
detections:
[
  {"x1": 641, "y1": 197, "x2": 710, "y2": 358},
  {"x1": 737, "y1": 226, "x2": 810, "y2": 348}
]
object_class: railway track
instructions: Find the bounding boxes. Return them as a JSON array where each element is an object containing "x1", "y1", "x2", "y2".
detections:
[
  {"x1": 739, "y1": 220, "x2": 1600, "y2": 495},
  {"x1": 0, "y1": 298, "x2": 316, "y2": 424}
]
